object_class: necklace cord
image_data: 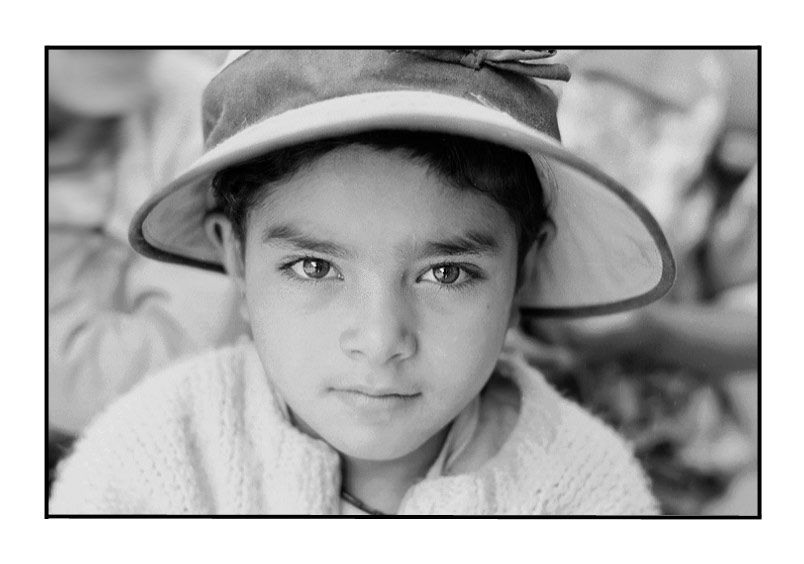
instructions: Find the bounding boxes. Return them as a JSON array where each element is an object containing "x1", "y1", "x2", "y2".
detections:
[{"x1": 340, "y1": 489, "x2": 389, "y2": 516}]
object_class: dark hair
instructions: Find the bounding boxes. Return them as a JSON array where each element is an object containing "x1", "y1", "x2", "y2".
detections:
[{"x1": 211, "y1": 130, "x2": 552, "y2": 284}]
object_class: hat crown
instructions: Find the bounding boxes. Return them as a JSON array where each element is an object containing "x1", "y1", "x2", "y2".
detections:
[{"x1": 202, "y1": 49, "x2": 563, "y2": 152}]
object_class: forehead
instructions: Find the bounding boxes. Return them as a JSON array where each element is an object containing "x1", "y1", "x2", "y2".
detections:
[{"x1": 249, "y1": 145, "x2": 516, "y2": 253}]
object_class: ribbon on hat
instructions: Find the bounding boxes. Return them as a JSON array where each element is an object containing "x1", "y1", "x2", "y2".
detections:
[{"x1": 396, "y1": 49, "x2": 571, "y2": 81}]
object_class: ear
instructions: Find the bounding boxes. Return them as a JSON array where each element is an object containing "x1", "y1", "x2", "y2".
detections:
[{"x1": 204, "y1": 212, "x2": 246, "y2": 295}]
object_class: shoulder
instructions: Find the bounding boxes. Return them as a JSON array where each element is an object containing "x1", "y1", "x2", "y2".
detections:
[
  {"x1": 499, "y1": 355, "x2": 659, "y2": 515},
  {"x1": 549, "y1": 392, "x2": 658, "y2": 514},
  {"x1": 49, "y1": 341, "x2": 264, "y2": 514},
  {"x1": 101, "y1": 341, "x2": 259, "y2": 417}
]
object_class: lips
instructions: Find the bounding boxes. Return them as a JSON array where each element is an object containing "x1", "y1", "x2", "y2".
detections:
[
  {"x1": 335, "y1": 385, "x2": 419, "y2": 398},
  {"x1": 331, "y1": 386, "x2": 421, "y2": 414}
]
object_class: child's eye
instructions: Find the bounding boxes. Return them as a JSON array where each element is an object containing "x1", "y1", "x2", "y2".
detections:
[
  {"x1": 419, "y1": 264, "x2": 473, "y2": 286},
  {"x1": 285, "y1": 258, "x2": 343, "y2": 281}
]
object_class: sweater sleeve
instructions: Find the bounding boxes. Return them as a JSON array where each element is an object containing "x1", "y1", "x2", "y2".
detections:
[
  {"x1": 48, "y1": 355, "x2": 215, "y2": 515},
  {"x1": 550, "y1": 398, "x2": 659, "y2": 515}
]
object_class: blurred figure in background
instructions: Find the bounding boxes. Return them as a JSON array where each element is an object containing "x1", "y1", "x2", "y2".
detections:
[
  {"x1": 48, "y1": 50, "x2": 246, "y2": 489},
  {"x1": 509, "y1": 50, "x2": 758, "y2": 514}
]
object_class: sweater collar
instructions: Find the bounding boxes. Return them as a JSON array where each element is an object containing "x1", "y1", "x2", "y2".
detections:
[{"x1": 396, "y1": 351, "x2": 560, "y2": 514}]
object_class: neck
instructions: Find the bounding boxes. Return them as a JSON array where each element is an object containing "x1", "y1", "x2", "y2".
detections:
[{"x1": 340, "y1": 426, "x2": 449, "y2": 515}]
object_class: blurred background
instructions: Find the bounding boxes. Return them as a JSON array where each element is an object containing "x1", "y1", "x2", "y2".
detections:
[
  {"x1": 46, "y1": 48, "x2": 758, "y2": 515},
  {"x1": 47, "y1": 49, "x2": 248, "y2": 497},
  {"x1": 518, "y1": 49, "x2": 758, "y2": 515}
]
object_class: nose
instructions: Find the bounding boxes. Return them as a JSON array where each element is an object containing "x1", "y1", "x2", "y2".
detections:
[{"x1": 339, "y1": 286, "x2": 418, "y2": 365}]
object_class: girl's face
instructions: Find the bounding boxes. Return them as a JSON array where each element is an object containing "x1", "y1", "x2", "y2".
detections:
[{"x1": 220, "y1": 146, "x2": 519, "y2": 461}]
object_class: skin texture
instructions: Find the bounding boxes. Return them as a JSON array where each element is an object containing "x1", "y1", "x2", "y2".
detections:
[{"x1": 210, "y1": 146, "x2": 519, "y2": 512}]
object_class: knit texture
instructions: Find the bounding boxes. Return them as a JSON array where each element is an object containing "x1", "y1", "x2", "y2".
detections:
[{"x1": 50, "y1": 342, "x2": 658, "y2": 515}]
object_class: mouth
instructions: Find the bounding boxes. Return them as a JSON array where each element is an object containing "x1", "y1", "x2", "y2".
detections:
[{"x1": 330, "y1": 387, "x2": 421, "y2": 412}]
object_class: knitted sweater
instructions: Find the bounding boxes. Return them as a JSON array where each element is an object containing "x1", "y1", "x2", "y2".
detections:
[{"x1": 50, "y1": 342, "x2": 658, "y2": 515}]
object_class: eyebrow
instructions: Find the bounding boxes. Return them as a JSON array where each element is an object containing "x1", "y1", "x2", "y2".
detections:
[
  {"x1": 261, "y1": 223, "x2": 355, "y2": 259},
  {"x1": 417, "y1": 230, "x2": 501, "y2": 258},
  {"x1": 261, "y1": 223, "x2": 501, "y2": 259}
]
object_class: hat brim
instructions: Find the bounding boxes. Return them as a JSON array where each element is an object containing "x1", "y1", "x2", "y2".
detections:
[{"x1": 131, "y1": 90, "x2": 674, "y2": 318}]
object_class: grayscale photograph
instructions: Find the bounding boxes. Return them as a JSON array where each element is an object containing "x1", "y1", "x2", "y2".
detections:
[{"x1": 46, "y1": 48, "x2": 759, "y2": 517}]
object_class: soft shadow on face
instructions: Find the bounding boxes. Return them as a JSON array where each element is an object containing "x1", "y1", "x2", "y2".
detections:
[{"x1": 228, "y1": 145, "x2": 520, "y2": 461}]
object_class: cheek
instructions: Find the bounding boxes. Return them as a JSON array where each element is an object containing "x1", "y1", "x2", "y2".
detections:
[
  {"x1": 419, "y1": 291, "x2": 513, "y2": 388},
  {"x1": 243, "y1": 272, "x2": 337, "y2": 373},
  {"x1": 249, "y1": 294, "x2": 334, "y2": 360}
]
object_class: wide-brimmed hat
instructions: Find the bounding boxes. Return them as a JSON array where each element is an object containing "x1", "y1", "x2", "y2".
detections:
[{"x1": 130, "y1": 49, "x2": 674, "y2": 318}]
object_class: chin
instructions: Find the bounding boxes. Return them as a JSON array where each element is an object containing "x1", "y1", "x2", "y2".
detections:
[{"x1": 323, "y1": 426, "x2": 428, "y2": 462}]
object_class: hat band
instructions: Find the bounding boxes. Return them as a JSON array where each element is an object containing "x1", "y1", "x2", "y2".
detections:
[{"x1": 396, "y1": 49, "x2": 572, "y2": 81}]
